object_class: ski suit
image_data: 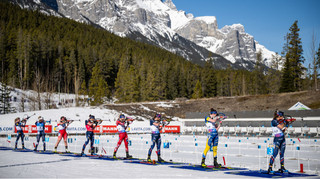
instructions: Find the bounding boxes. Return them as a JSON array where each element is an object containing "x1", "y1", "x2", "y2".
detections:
[
  {"x1": 114, "y1": 120, "x2": 130, "y2": 153},
  {"x1": 57, "y1": 122, "x2": 68, "y2": 140},
  {"x1": 148, "y1": 119, "x2": 162, "y2": 156},
  {"x1": 269, "y1": 118, "x2": 286, "y2": 166},
  {"x1": 82, "y1": 120, "x2": 95, "y2": 153},
  {"x1": 35, "y1": 121, "x2": 46, "y2": 150},
  {"x1": 15, "y1": 121, "x2": 25, "y2": 148},
  {"x1": 202, "y1": 115, "x2": 219, "y2": 159}
]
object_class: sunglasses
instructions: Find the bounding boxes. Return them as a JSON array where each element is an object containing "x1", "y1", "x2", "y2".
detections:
[{"x1": 210, "y1": 111, "x2": 217, "y2": 115}]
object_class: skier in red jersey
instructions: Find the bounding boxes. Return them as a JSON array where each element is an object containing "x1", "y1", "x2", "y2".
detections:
[{"x1": 113, "y1": 114, "x2": 134, "y2": 159}]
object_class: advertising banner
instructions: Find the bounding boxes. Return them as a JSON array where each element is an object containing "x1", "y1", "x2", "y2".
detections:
[
  {"x1": 14, "y1": 125, "x2": 52, "y2": 133},
  {"x1": 0, "y1": 126, "x2": 14, "y2": 134},
  {"x1": 162, "y1": 126, "x2": 180, "y2": 133},
  {"x1": 4, "y1": 125, "x2": 180, "y2": 134}
]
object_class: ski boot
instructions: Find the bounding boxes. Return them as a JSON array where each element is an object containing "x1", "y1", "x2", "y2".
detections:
[
  {"x1": 43, "y1": 144, "x2": 46, "y2": 152},
  {"x1": 157, "y1": 155, "x2": 165, "y2": 163},
  {"x1": 81, "y1": 150, "x2": 85, "y2": 156},
  {"x1": 213, "y1": 158, "x2": 221, "y2": 168},
  {"x1": 278, "y1": 165, "x2": 288, "y2": 173},
  {"x1": 267, "y1": 166, "x2": 274, "y2": 174},
  {"x1": 54, "y1": 147, "x2": 58, "y2": 153},
  {"x1": 113, "y1": 151, "x2": 117, "y2": 159},
  {"x1": 147, "y1": 155, "x2": 152, "y2": 163},
  {"x1": 89, "y1": 148, "x2": 95, "y2": 155},
  {"x1": 201, "y1": 158, "x2": 207, "y2": 168},
  {"x1": 126, "y1": 152, "x2": 132, "y2": 159},
  {"x1": 65, "y1": 146, "x2": 70, "y2": 153},
  {"x1": 34, "y1": 144, "x2": 38, "y2": 151},
  {"x1": 22, "y1": 144, "x2": 26, "y2": 150},
  {"x1": 14, "y1": 144, "x2": 17, "y2": 150}
]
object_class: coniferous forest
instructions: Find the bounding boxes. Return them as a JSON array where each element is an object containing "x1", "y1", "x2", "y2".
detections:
[{"x1": 0, "y1": 2, "x2": 318, "y2": 107}]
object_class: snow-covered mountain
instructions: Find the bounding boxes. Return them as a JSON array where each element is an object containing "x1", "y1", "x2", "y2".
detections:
[
  {"x1": 9, "y1": 0, "x2": 278, "y2": 70},
  {"x1": 9, "y1": 0, "x2": 63, "y2": 17}
]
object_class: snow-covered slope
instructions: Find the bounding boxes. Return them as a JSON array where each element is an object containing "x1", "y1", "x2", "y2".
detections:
[
  {"x1": 0, "y1": 83, "x2": 180, "y2": 122},
  {"x1": 10, "y1": 0, "x2": 279, "y2": 70},
  {"x1": 10, "y1": 0, "x2": 63, "y2": 17}
]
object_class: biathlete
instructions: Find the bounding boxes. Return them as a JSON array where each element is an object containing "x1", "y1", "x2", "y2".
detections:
[
  {"x1": 14, "y1": 117, "x2": 26, "y2": 149},
  {"x1": 54, "y1": 116, "x2": 70, "y2": 153},
  {"x1": 34, "y1": 116, "x2": 46, "y2": 151},
  {"x1": 201, "y1": 108, "x2": 222, "y2": 168},
  {"x1": 147, "y1": 113, "x2": 169, "y2": 163},
  {"x1": 113, "y1": 114, "x2": 134, "y2": 159},
  {"x1": 81, "y1": 115, "x2": 99, "y2": 155},
  {"x1": 268, "y1": 110, "x2": 288, "y2": 173}
]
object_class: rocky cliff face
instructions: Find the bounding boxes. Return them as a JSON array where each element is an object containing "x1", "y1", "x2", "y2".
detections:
[
  {"x1": 10, "y1": 0, "x2": 62, "y2": 17},
  {"x1": 176, "y1": 20, "x2": 271, "y2": 69},
  {"x1": 10, "y1": 0, "x2": 278, "y2": 70}
]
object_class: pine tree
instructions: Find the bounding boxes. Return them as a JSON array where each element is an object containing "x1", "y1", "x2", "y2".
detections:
[
  {"x1": 203, "y1": 59, "x2": 217, "y2": 97},
  {"x1": 89, "y1": 62, "x2": 110, "y2": 105},
  {"x1": 138, "y1": 58, "x2": 148, "y2": 101},
  {"x1": 280, "y1": 58, "x2": 294, "y2": 92},
  {"x1": 280, "y1": 21, "x2": 305, "y2": 92},
  {"x1": 253, "y1": 51, "x2": 267, "y2": 94},
  {"x1": 266, "y1": 54, "x2": 282, "y2": 93},
  {"x1": 0, "y1": 83, "x2": 15, "y2": 114},
  {"x1": 126, "y1": 65, "x2": 140, "y2": 102},
  {"x1": 165, "y1": 64, "x2": 178, "y2": 100},
  {"x1": 145, "y1": 64, "x2": 160, "y2": 101},
  {"x1": 192, "y1": 80, "x2": 203, "y2": 99},
  {"x1": 115, "y1": 55, "x2": 132, "y2": 102},
  {"x1": 0, "y1": 27, "x2": 5, "y2": 83}
]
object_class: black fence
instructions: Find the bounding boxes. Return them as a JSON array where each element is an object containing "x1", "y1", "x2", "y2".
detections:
[
  {"x1": 186, "y1": 109, "x2": 320, "y2": 119},
  {"x1": 184, "y1": 110, "x2": 320, "y2": 127}
]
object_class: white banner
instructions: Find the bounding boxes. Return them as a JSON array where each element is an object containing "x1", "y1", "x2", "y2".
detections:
[
  {"x1": 127, "y1": 126, "x2": 152, "y2": 133},
  {"x1": 0, "y1": 126, "x2": 14, "y2": 134}
]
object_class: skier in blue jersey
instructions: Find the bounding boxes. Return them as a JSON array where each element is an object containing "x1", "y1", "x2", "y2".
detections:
[
  {"x1": 81, "y1": 115, "x2": 100, "y2": 155},
  {"x1": 14, "y1": 117, "x2": 26, "y2": 149},
  {"x1": 34, "y1": 116, "x2": 46, "y2": 151},
  {"x1": 268, "y1": 110, "x2": 288, "y2": 173},
  {"x1": 147, "y1": 113, "x2": 168, "y2": 163}
]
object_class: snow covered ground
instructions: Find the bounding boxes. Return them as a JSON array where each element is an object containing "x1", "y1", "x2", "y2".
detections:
[
  {"x1": 1, "y1": 85, "x2": 319, "y2": 178},
  {"x1": 1, "y1": 134, "x2": 319, "y2": 178}
]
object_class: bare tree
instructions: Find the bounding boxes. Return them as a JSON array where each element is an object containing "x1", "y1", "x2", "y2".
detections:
[
  {"x1": 34, "y1": 68, "x2": 43, "y2": 110},
  {"x1": 28, "y1": 94, "x2": 37, "y2": 111},
  {"x1": 44, "y1": 92, "x2": 52, "y2": 109},
  {"x1": 309, "y1": 31, "x2": 319, "y2": 90}
]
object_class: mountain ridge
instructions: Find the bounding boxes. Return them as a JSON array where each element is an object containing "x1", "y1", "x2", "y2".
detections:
[{"x1": 9, "y1": 0, "x2": 278, "y2": 70}]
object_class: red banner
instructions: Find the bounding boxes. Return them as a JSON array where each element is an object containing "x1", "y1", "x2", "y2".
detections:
[
  {"x1": 94, "y1": 125, "x2": 118, "y2": 133},
  {"x1": 162, "y1": 126, "x2": 180, "y2": 133},
  {"x1": 13, "y1": 125, "x2": 179, "y2": 134},
  {"x1": 15, "y1": 125, "x2": 52, "y2": 133}
]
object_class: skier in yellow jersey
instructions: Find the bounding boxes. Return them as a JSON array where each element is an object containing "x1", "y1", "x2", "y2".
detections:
[{"x1": 201, "y1": 108, "x2": 222, "y2": 168}]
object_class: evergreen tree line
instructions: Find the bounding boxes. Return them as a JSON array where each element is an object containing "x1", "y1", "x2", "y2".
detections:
[{"x1": 0, "y1": 2, "x2": 318, "y2": 110}]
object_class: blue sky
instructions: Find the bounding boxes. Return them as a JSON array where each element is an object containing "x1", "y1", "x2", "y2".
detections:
[{"x1": 173, "y1": 0, "x2": 320, "y2": 67}]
